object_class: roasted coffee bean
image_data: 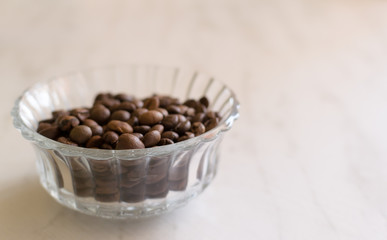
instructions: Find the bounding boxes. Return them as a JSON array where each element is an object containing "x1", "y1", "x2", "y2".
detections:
[
  {"x1": 179, "y1": 105, "x2": 188, "y2": 115},
  {"x1": 185, "y1": 107, "x2": 195, "y2": 117},
  {"x1": 195, "y1": 104, "x2": 207, "y2": 114},
  {"x1": 101, "y1": 143, "x2": 113, "y2": 149},
  {"x1": 89, "y1": 125, "x2": 103, "y2": 136},
  {"x1": 143, "y1": 97, "x2": 159, "y2": 110},
  {"x1": 86, "y1": 135, "x2": 103, "y2": 148},
  {"x1": 132, "y1": 108, "x2": 148, "y2": 118},
  {"x1": 37, "y1": 122, "x2": 51, "y2": 132},
  {"x1": 69, "y1": 125, "x2": 92, "y2": 144},
  {"x1": 70, "y1": 108, "x2": 90, "y2": 122},
  {"x1": 131, "y1": 133, "x2": 144, "y2": 140},
  {"x1": 176, "y1": 114, "x2": 187, "y2": 123},
  {"x1": 162, "y1": 114, "x2": 179, "y2": 130},
  {"x1": 107, "y1": 120, "x2": 133, "y2": 134},
  {"x1": 133, "y1": 125, "x2": 151, "y2": 135},
  {"x1": 52, "y1": 110, "x2": 69, "y2": 120},
  {"x1": 154, "y1": 107, "x2": 168, "y2": 117},
  {"x1": 205, "y1": 111, "x2": 218, "y2": 120},
  {"x1": 133, "y1": 99, "x2": 144, "y2": 108},
  {"x1": 183, "y1": 99, "x2": 197, "y2": 108},
  {"x1": 142, "y1": 130, "x2": 161, "y2": 148},
  {"x1": 110, "y1": 110, "x2": 130, "y2": 121},
  {"x1": 57, "y1": 136, "x2": 78, "y2": 146},
  {"x1": 191, "y1": 122, "x2": 205, "y2": 136},
  {"x1": 175, "y1": 120, "x2": 191, "y2": 135},
  {"x1": 95, "y1": 98, "x2": 120, "y2": 108},
  {"x1": 127, "y1": 116, "x2": 139, "y2": 126},
  {"x1": 90, "y1": 104, "x2": 110, "y2": 124},
  {"x1": 116, "y1": 133, "x2": 145, "y2": 150},
  {"x1": 38, "y1": 125, "x2": 59, "y2": 139},
  {"x1": 199, "y1": 96, "x2": 209, "y2": 108},
  {"x1": 159, "y1": 96, "x2": 179, "y2": 108},
  {"x1": 166, "y1": 105, "x2": 181, "y2": 114},
  {"x1": 83, "y1": 119, "x2": 99, "y2": 127},
  {"x1": 205, "y1": 118, "x2": 219, "y2": 131},
  {"x1": 151, "y1": 124, "x2": 164, "y2": 133},
  {"x1": 192, "y1": 112, "x2": 205, "y2": 123},
  {"x1": 158, "y1": 138, "x2": 174, "y2": 145},
  {"x1": 95, "y1": 93, "x2": 113, "y2": 102},
  {"x1": 177, "y1": 131, "x2": 195, "y2": 142},
  {"x1": 114, "y1": 93, "x2": 133, "y2": 102},
  {"x1": 58, "y1": 115, "x2": 80, "y2": 132},
  {"x1": 102, "y1": 131, "x2": 119, "y2": 145},
  {"x1": 113, "y1": 101, "x2": 136, "y2": 112},
  {"x1": 138, "y1": 110, "x2": 163, "y2": 125},
  {"x1": 161, "y1": 131, "x2": 179, "y2": 141}
]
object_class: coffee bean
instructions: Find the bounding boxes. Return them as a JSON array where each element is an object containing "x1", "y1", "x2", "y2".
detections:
[
  {"x1": 143, "y1": 97, "x2": 160, "y2": 110},
  {"x1": 191, "y1": 122, "x2": 205, "y2": 136},
  {"x1": 116, "y1": 133, "x2": 145, "y2": 150},
  {"x1": 176, "y1": 114, "x2": 187, "y2": 123},
  {"x1": 158, "y1": 138, "x2": 174, "y2": 145},
  {"x1": 90, "y1": 125, "x2": 103, "y2": 136},
  {"x1": 205, "y1": 111, "x2": 218, "y2": 120},
  {"x1": 195, "y1": 104, "x2": 207, "y2": 114},
  {"x1": 185, "y1": 107, "x2": 195, "y2": 117},
  {"x1": 70, "y1": 108, "x2": 90, "y2": 122},
  {"x1": 38, "y1": 125, "x2": 59, "y2": 139},
  {"x1": 166, "y1": 105, "x2": 181, "y2": 114},
  {"x1": 133, "y1": 99, "x2": 144, "y2": 108},
  {"x1": 154, "y1": 107, "x2": 168, "y2": 117},
  {"x1": 52, "y1": 110, "x2": 69, "y2": 120},
  {"x1": 107, "y1": 120, "x2": 133, "y2": 134},
  {"x1": 113, "y1": 102, "x2": 136, "y2": 112},
  {"x1": 114, "y1": 93, "x2": 133, "y2": 102},
  {"x1": 37, "y1": 122, "x2": 51, "y2": 132},
  {"x1": 133, "y1": 108, "x2": 148, "y2": 118},
  {"x1": 199, "y1": 96, "x2": 209, "y2": 108},
  {"x1": 95, "y1": 98, "x2": 120, "y2": 108},
  {"x1": 133, "y1": 125, "x2": 151, "y2": 134},
  {"x1": 162, "y1": 114, "x2": 179, "y2": 130},
  {"x1": 151, "y1": 124, "x2": 164, "y2": 133},
  {"x1": 127, "y1": 116, "x2": 139, "y2": 126},
  {"x1": 102, "y1": 131, "x2": 119, "y2": 145},
  {"x1": 138, "y1": 110, "x2": 163, "y2": 125},
  {"x1": 131, "y1": 133, "x2": 144, "y2": 140},
  {"x1": 83, "y1": 119, "x2": 99, "y2": 127},
  {"x1": 95, "y1": 93, "x2": 113, "y2": 102},
  {"x1": 101, "y1": 143, "x2": 113, "y2": 149},
  {"x1": 175, "y1": 120, "x2": 191, "y2": 135},
  {"x1": 205, "y1": 118, "x2": 219, "y2": 131},
  {"x1": 57, "y1": 136, "x2": 78, "y2": 146},
  {"x1": 177, "y1": 132, "x2": 195, "y2": 142},
  {"x1": 161, "y1": 131, "x2": 179, "y2": 141},
  {"x1": 142, "y1": 130, "x2": 161, "y2": 147},
  {"x1": 90, "y1": 104, "x2": 111, "y2": 124},
  {"x1": 192, "y1": 113, "x2": 205, "y2": 123},
  {"x1": 69, "y1": 125, "x2": 92, "y2": 144},
  {"x1": 183, "y1": 99, "x2": 197, "y2": 108},
  {"x1": 58, "y1": 115, "x2": 80, "y2": 132},
  {"x1": 86, "y1": 135, "x2": 103, "y2": 148},
  {"x1": 110, "y1": 110, "x2": 130, "y2": 121}
]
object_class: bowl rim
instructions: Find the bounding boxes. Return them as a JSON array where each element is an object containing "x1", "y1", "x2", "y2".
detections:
[{"x1": 11, "y1": 64, "x2": 240, "y2": 159}]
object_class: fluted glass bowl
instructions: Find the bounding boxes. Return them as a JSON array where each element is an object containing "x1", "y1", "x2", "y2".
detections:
[{"x1": 11, "y1": 65, "x2": 239, "y2": 219}]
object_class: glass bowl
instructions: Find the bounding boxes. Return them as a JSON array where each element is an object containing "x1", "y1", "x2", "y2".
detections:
[{"x1": 11, "y1": 65, "x2": 239, "y2": 219}]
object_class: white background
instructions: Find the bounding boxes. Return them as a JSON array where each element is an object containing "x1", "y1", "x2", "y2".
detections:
[{"x1": 1, "y1": 0, "x2": 387, "y2": 239}]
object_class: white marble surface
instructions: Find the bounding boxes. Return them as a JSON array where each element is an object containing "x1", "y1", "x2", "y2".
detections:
[{"x1": 2, "y1": 0, "x2": 387, "y2": 239}]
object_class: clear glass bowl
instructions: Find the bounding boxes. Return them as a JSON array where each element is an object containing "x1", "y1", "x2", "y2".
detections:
[{"x1": 11, "y1": 65, "x2": 239, "y2": 219}]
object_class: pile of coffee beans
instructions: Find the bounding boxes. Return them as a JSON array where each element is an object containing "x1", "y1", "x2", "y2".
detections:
[{"x1": 37, "y1": 93, "x2": 221, "y2": 149}]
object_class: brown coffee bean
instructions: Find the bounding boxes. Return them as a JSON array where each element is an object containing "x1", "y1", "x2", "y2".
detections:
[
  {"x1": 101, "y1": 143, "x2": 113, "y2": 149},
  {"x1": 52, "y1": 110, "x2": 69, "y2": 120},
  {"x1": 90, "y1": 104, "x2": 111, "y2": 124},
  {"x1": 113, "y1": 102, "x2": 136, "y2": 112},
  {"x1": 161, "y1": 114, "x2": 179, "y2": 130},
  {"x1": 132, "y1": 108, "x2": 148, "y2": 118},
  {"x1": 151, "y1": 124, "x2": 164, "y2": 133},
  {"x1": 86, "y1": 135, "x2": 103, "y2": 148},
  {"x1": 161, "y1": 131, "x2": 179, "y2": 141},
  {"x1": 69, "y1": 125, "x2": 92, "y2": 144},
  {"x1": 37, "y1": 122, "x2": 51, "y2": 132},
  {"x1": 154, "y1": 107, "x2": 168, "y2": 117},
  {"x1": 138, "y1": 110, "x2": 163, "y2": 125},
  {"x1": 111, "y1": 110, "x2": 130, "y2": 121},
  {"x1": 38, "y1": 125, "x2": 59, "y2": 140},
  {"x1": 192, "y1": 112, "x2": 205, "y2": 123},
  {"x1": 143, "y1": 97, "x2": 160, "y2": 110},
  {"x1": 57, "y1": 136, "x2": 78, "y2": 146},
  {"x1": 205, "y1": 118, "x2": 219, "y2": 131},
  {"x1": 114, "y1": 93, "x2": 133, "y2": 102},
  {"x1": 166, "y1": 105, "x2": 181, "y2": 114},
  {"x1": 90, "y1": 125, "x2": 103, "y2": 136},
  {"x1": 116, "y1": 133, "x2": 145, "y2": 150},
  {"x1": 195, "y1": 104, "x2": 207, "y2": 114},
  {"x1": 177, "y1": 133, "x2": 194, "y2": 142},
  {"x1": 133, "y1": 99, "x2": 144, "y2": 108},
  {"x1": 185, "y1": 107, "x2": 195, "y2": 117},
  {"x1": 191, "y1": 122, "x2": 205, "y2": 136},
  {"x1": 95, "y1": 93, "x2": 113, "y2": 102},
  {"x1": 142, "y1": 130, "x2": 161, "y2": 147},
  {"x1": 176, "y1": 114, "x2": 187, "y2": 123},
  {"x1": 131, "y1": 133, "x2": 144, "y2": 140},
  {"x1": 205, "y1": 111, "x2": 219, "y2": 120},
  {"x1": 158, "y1": 138, "x2": 174, "y2": 145},
  {"x1": 102, "y1": 131, "x2": 119, "y2": 145},
  {"x1": 95, "y1": 98, "x2": 120, "y2": 108},
  {"x1": 199, "y1": 96, "x2": 209, "y2": 108},
  {"x1": 159, "y1": 96, "x2": 179, "y2": 108},
  {"x1": 70, "y1": 108, "x2": 90, "y2": 122},
  {"x1": 83, "y1": 119, "x2": 99, "y2": 127},
  {"x1": 127, "y1": 116, "x2": 139, "y2": 126},
  {"x1": 107, "y1": 120, "x2": 133, "y2": 134},
  {"x1": 183, "y1": 99, "x2": 197, "y2": 108},
  {"x1": 58, "y1": 115, "x2": 80, "y2": 132},
  {"x1": 133, "y1": 125, "x2": 151, "y2": 134},
  {"x1": 175, "y1": 120, "x2": 191, "y2": 135}
]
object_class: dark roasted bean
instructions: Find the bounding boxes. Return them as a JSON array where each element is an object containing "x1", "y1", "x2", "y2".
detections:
[
  {"x1": 166, "y1": 105, "x2": 181, "y2": 114},
  {"x1": 107, "y1": 120, "x2": 133, "y2": 134},
  {"x1": 86, "y1": 135, "x2": 103, "y2": 148},
  {"x1": 143, "y1": 97, "x2": 160, "y2": 110},
  {"x1": 199, "y1": 96, "x2": 209, "y2": 108},
  {"x1": 58, "y1": 115, "x2": 80, "y2": 132},
  {"x1": 191, "y1": 122, "x2": 205, "y2": 136},
  {"x1": 138, "y1": 110, "x2": 163, "y2": 125},
  {"x1": 132, "y1": 108, "x2": 148, "y2": 118},
  {"x1": 37, "y1": 122, "x2": 51, "y2": 132},
  {"x1": 131, "y1": 132, "x2": 144, "y2": 140},
  {"x1": 116, "y1": 133, "x2": 145, "y2": 150},
  {"x1": 161, "y1": 131, "x2": 179, "y2": 141},
  {"x1": 192, "y1": 112, "x2": 205, "y2": 123},
  {"x1": 38, "y1": 125, "x2": 59, "y2": 140},
  {"x1": 205, "y1": 118, "x2": 219, "y2": 131},
  {"x1": 70, "y1": 108, "x2": 90, "y2": 122},
  {"x1": 110, "y1": 110, "x2": 130, "y2": 121},
  {"x1": 142, "y1": 130, "x2": 161, "y2": 147},
  {"x1": 102, "y1": 131, "x2": 119, "y2": 145},
  {"x1": 57, "y1": 137, "x2": 78, "y2": 146},
  {"x1": 158, "y1": 138, "x2": 174, "y2": 145},
  {"x1": 175, "y1": 120, "x2": 191, "y2": 135},
  {"x1": 151, "y1": 124, "x2": 164, "y2": 133},
  {"x1": 82, "y1": 119, "x2": 99, "y2": 127},
  {"x1": 114, "y1": 93, "x2": 133, "y2": 102},
  {"x1": 162, "y1": 114, "x2": 179, "y2": 130},
  {"x1": 113, "y1": 101, "x2": 136, "y2": 112},
  {"x1": 52, "y1": 110, "x2": 69, "y2": 120},
  {"x1": 127, "y1": 116, "x2": 139, "y2": 126},
  {"x1": 154, "y1": 107, "x2": 168, "y2": 117},
  {"x1": 90, "y1": 104, "x2": 111, "y2": 124},
  {"x1": 133, "y1": 125, "x2": 151, "y2": 135},
  {"x1": 69, "y1": 125, "x2": 92, "y2": 144}
]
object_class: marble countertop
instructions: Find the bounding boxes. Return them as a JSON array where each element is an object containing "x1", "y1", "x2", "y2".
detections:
[{"x1": 2, "y1": 0, "x2": 387, "y2": 239}]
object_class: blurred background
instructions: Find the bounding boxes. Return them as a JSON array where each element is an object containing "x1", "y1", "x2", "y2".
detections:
[{"x1": 2, "y1": 0, "x2": 387, "y2": 239}]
